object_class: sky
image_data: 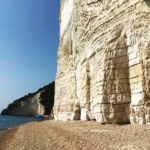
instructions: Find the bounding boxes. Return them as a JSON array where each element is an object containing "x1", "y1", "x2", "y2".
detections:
[{"x1": 0, "y1": 0, "x2": 60, "y2": 112}]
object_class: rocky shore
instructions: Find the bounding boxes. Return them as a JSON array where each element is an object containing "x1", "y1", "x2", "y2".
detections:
[{"x1": 0, "y1": 120, "x2": 150, "y2": 150}]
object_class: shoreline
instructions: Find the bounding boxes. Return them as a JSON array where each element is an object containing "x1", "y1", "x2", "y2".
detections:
[
  {"x1": 0, "y1": 115, "x2": 44, "y2": 136},
  {"x1": 0, "y1": 125, "x2": 19, "y2": 136},
  {"x1": 0, "y1": 117, "x2": 53, "y2": 135},
  {"x1": 0, "y1": 129, "x2": 9, "y2": 135},
  {"x1": 0, "y1": 125, "x2": 19, "y2": 150},
  {"x1": 0, "y1": 120, "x2": 150, "y2": 150}
]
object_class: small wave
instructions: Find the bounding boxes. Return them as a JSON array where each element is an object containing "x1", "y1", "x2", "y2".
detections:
[
  {"x1": 0, "y1": 128, "x2": 7, "y2": 134},
  {"x1": 0, "y1": 115, "x2": 38, "y2": 135}
]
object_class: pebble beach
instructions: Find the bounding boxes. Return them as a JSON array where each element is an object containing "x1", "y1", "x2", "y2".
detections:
[{"x1": 0, "y1": 120, "x2": 150, "y2": 150}]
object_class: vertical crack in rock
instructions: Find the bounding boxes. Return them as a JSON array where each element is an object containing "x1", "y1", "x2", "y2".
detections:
[{"x1": 54, "y1": 0, "x2": 150, "y2": 124}]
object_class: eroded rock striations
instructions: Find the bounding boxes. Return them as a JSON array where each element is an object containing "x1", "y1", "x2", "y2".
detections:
[{"x1": 54, "y1": 0, "x2": 150, "y2": 124}]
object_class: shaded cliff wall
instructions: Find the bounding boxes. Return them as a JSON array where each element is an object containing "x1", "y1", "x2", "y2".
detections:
[
  {"x1": 54, "y1": 0, "x2": 150, "y2": 124},
  {"x1": 1, "y1": 91, "x2": 45, "y2": 117}
]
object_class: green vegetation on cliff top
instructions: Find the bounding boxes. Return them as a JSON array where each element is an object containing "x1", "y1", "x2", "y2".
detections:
[
  {"x1": 1, "y1": 81, "x2": 55, "y2": 115},
  {"x1": 40, "y1": 81, "x2": 55, "y2": 114}
]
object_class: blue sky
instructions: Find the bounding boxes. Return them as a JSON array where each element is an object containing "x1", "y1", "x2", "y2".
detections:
[{"x1": 0, "y1": 0, "x2": 60, "y2": 112}]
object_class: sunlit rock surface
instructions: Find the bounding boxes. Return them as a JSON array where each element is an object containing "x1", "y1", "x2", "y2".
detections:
[
  {"x1": 54, "y1": 0, "x2": 150, "y2": 124},
  {"x1": 1, "y1": 91, "x2": 45, "y2": 117}
]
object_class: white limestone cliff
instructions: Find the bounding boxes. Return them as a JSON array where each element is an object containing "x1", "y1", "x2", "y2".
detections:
[
  {"x1": 54, "y1": 0, "x2": 150, "y2": 124},
  {"x1": 1, "y1": 91, "x2": 45, "y2": 117}
]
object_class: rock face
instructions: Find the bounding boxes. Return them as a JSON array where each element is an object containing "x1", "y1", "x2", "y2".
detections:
[
  {"x1": 54, "y1": 0, "x2": 150, "y2": 124},
  {"x1": 1, "y1": 91, "x2": 45, "y2": 116},
  {"x1": 1, "y1": 81, "x2": 55, "y2": 117}
]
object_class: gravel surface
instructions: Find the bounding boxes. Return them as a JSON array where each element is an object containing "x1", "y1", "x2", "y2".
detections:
[{"x1": 0, "y1": 120, "x2": 150, "y2": 150}]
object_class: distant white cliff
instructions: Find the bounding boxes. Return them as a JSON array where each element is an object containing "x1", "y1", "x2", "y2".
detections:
[
  {"x1": 1, "y1": 81, "x2": 55, "y2": 117},
  {"x1": 1, "y1": 91, "x2": 45, "y2": 117}
]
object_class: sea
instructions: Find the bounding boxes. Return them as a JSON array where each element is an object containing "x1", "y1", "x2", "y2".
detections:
[{"x1": 0, "y1": 115, "x2": 38, "y2": 134}]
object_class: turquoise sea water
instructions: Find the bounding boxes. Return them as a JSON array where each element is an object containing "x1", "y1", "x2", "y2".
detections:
[{"x1": 0, "y1": 115, "x2": 38, "y2": 134}]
